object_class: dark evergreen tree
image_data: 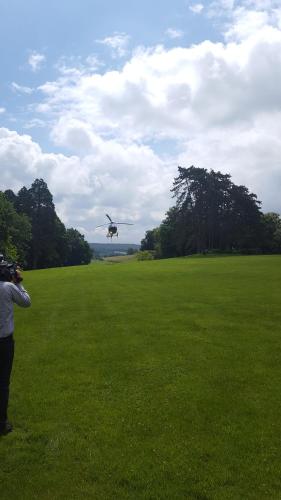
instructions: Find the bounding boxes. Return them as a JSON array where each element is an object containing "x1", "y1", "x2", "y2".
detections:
[
  {"x1": 172, "y1": 166, "x2": 210, "y2": 253},
  {"x1": 158, "y1": 208, "x2": 182, "y2": 258},
  {"x1": 15, "y1": 186, "x2": 33, "y2": 217},
  {"x1": 15, "y1": 179, "x2": 69, "y2": 269},
  {"x1": 146, "y1": 166, "x2": 264, "y2": 258},
  {"x1": 170, "y1": 166, "x2": 262, "y2": 254},
  {"x1": 1, "y1": 180, "x2": 92, "y2": 269},
  {"x1": 27, "y1": 179, "x2": 58, "y2": 268},
  {"x1": 226, "y1": 184, "x2": 262, "y2": 252}
]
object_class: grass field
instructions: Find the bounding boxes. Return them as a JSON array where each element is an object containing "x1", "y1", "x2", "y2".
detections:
[
  {"x1": 103, "y1": 254, "x2": 136, "y2": 263},
  {"x1": 0, "y1": 255, "x2": 281, "y2": 500}
]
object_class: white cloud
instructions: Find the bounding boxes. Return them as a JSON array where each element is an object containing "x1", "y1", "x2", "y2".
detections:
[
  {"x1": 208, "y1": 0, "x2": 235, "y2": 15},
  {"x1": 189, "y1": 3, "x2": 204, "y2": 14},
  {"x1": 85, "y1": 54, "x2": 102, "y2": 70},
  {"x1": 37, "y1": 29, "x2": 281, "y2": 140},
  {"x1": 96, "y1": 32, "x2": 130, "y2": 58},
  {"x1": 4, "y1": 1, "x2": 281, "y2": 242},
  {"x1": 32, "y1": 17, "x2": 281, "y2": 222},
  {"x1": 23, "y1": 118, "x2": 46, "y2": 130},
  {"x1": 0, "y1": 107, "x2": 5, "y2": 114},
  {"x1": 208, "y1": 0, "x2": 281, "y2": 37},
  {"x1": 0, "y1": 129, "x2": 42, "y2": 186},
  {"x1": 244, "y1": 1, "x2": 280, "y2": 8},
  {"x1": 55, "y1": 54, "x2": 103, "y2": 76},
  {"x1": 166, "y1": 28, "x2": 184, "y2": 39},
  {"x1": 11, "y1": 82, "x2": 34, "y2": 94},
  {"x1": 225, "y1": 6, "x2": 270, "y2": 40},
  {"x1": 28, "y1": 51, "x2": 46, "y2": 72},
  {"x1": 0, "y1": 127, "x2": 173, "y2": 242}
]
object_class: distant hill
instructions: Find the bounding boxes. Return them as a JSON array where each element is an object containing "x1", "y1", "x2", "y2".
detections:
[{"x1": 90, "y1": 242, "x2": 140, "y2": 257}]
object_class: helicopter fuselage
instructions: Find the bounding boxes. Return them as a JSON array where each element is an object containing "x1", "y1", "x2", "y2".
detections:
[{"x1": 107, "y1": 224, "x2": 118, "y2": 238}]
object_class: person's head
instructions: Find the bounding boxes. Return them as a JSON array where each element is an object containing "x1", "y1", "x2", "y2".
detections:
[
  {"x1": 0, "y1": 259, "x2": 15, "y2": 282},
  {"x1": 0, "y1": 267, "x2": 12, "y2": 282}
]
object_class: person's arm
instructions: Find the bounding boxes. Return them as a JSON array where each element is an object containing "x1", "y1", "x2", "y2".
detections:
[{"x1": 9, "y1": 283, "x2": 31, "y2": 308}]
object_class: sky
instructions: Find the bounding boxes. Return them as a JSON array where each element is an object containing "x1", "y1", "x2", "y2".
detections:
[{"x1": 1, "y1": 0, "x2": 281, "y2": 243}]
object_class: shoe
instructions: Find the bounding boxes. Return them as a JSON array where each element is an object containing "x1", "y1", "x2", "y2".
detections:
[{"x1": 0, "y1": 421, "x2": 13, "y2": 435}]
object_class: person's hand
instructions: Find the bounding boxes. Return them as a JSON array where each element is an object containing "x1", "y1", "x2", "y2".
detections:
[{"x1": 12, "y1": 269, "x2": 23, "y2": 284}]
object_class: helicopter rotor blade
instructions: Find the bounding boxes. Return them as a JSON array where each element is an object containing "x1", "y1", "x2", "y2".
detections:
[
  {"x1": 106, "y1": 214, "x2": 113, "y2": 223},
  {"x1": 113, "y1": 222, "x2": 134, "y2": 225},
  {"x1": 96, "y1": 223, "x2": 110, "y2": 228}
]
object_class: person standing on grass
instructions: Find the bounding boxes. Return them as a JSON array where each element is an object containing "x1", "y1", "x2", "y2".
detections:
[{"x1": 0, "y1": 264, "x2": 31, "y2": 436}]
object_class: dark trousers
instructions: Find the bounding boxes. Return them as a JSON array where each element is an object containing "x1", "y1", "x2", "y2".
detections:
[{"x1": 0, "y1": 335, "x2": 14, "y2": 424}]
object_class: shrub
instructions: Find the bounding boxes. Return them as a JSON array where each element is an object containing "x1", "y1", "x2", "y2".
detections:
[{"x1": 136, "y1": 250, "x2": 155, "y2": 261}]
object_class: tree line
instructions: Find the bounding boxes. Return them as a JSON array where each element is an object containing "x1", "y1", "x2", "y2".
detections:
[
  {"x1": 141, "y1": 166, "x2": 281, "y2": 258},
  {"x1": 0, "y1": 178, "x2": 92, "y2": 268}
]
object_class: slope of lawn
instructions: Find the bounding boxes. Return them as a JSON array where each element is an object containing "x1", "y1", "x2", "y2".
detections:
[{"x1": 0, "y1": 255, "x2": 281, "y2": 499}]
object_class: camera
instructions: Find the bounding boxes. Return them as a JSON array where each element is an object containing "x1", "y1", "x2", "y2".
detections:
[{"x1": 0, "y1": 254, "x2": 22, "y2": 283}]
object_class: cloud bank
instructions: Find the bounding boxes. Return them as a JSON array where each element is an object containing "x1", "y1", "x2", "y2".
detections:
[
  {"x1": 2, "y1": 1, "x2": 281, "y2": 242},
  {"x1": 0, "y1": 127, "x2": 172, "y2": 242}
]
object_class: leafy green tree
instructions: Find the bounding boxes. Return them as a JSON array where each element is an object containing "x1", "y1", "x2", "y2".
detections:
[
  {"x1": 53, "y1": 216, "x2": 68, "y2": 266},
  {"x1": 141, "y1": 228, "x2": 159, "y2": 251},
  {"x1": 127, "y1": 247, "x2": 137, "y2": 255},
  {"x1": 141, "y1": 227, "x2": 164, "y2": 257},
  {"x1": 0, "y1": 192, "x2": 32, "y2": 263},
  {"x1": 0, "y1": 193, "x2": 17, "y2": 259},
  {"x1": 4, "y1": 189, "x2": 17, "y2": 207},
  {"x1": 261, "y1": 213, "x2": 281, "y2": 253},
  {"x1": 158, "y1": 209, "x2": 182, "y2": 258},
  {"x1": 9, "y1": 212, "x2": 32, "y2": 266},
  {"x1": 65, "y1": 228, "x2": 92, "y2": 266}
]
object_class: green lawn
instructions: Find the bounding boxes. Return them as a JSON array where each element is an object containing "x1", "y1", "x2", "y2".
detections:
[{"x1": 1, "y1": 255, "x2": 281, "y2": 499}]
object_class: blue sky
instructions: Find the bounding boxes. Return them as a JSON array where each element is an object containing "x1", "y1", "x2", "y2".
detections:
[
  {"x1": 1, "y1": 0, "x2": 281, "y2": 242},
  {"x1": 0, "y1": 0, "x2": 216, "y2": 63},
  {"x1": 1, "y1": 0, "x2": 217, "y2": 142}
]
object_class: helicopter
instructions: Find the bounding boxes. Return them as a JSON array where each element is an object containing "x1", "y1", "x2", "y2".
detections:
[{"x1": 96, "y1": 214, "x2": 134, "y2": 239}]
